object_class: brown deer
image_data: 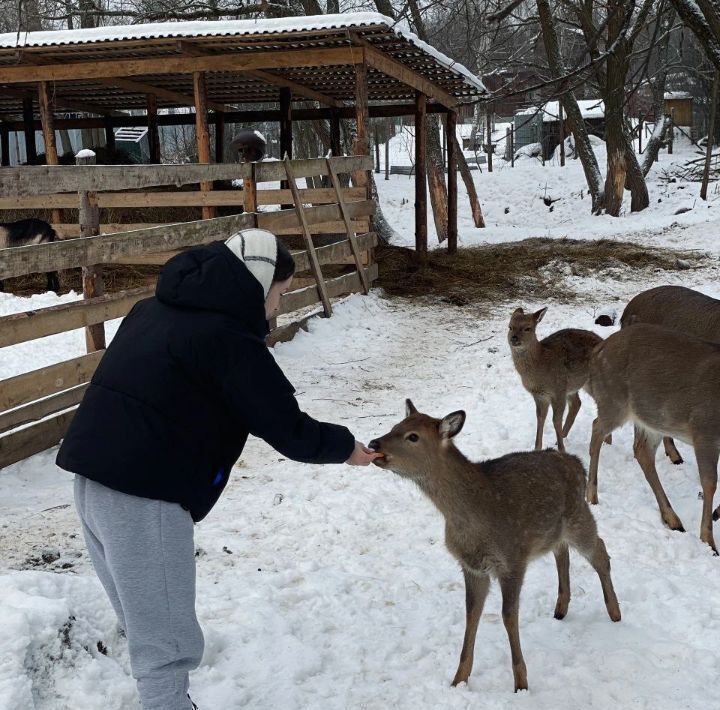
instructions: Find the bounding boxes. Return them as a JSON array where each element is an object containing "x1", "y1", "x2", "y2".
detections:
[
  {"x1": 508, "y1": 307, "x2": 603, "y2": 452},
  {"x1": 620, "y1": 285, "x2": 720, "y2": 466},
  {"x1": 368, "y1": 401, "x2": 621, "y2": 693},
  {"x1": 587, "y1": 323, "x2": 720, "y2": 553}
]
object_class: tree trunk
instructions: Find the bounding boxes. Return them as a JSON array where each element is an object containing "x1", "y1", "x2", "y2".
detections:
[
  {"x1": 427, "y1": 115, "x2": 448, "y2": 242},
  {"x1": 641, "y1": 116, "x2": 672, "y2": 175},
  {"x1": 537, "y1": 0, "x2": 604, "y2": 212},
  {"x1": 453, "y1": 135, "x2": 485, "y2": 228}
]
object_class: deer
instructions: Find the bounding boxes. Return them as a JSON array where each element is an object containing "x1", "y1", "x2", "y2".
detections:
[
  {"x1": 619, "y1": 285, "x2": 720, "y2": 467},
  {"x1": 368, "y1": 400, "x2": 621, "y2": 693},
  {"x1": 508, "y1": 307, "x2": 604, "y2": 452},
  {"x1": 586, "y1": 323, "x2": 720, "y2": 553},
  {"x1": 0, "y1": 218, "x2": 60, "y2": 293}
]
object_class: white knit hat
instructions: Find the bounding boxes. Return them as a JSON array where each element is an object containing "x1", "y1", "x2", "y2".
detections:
[{"x1": 225, "y1": 229, "x2": 278, "y2": 298}]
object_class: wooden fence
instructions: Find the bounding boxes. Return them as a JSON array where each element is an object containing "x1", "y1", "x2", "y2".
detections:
[{"x1": 0, "y1": 155, "x2": 378, "y2": 470}]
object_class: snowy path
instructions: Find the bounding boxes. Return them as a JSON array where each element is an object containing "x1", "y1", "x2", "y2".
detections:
[{"x1": 2, "y1": 261, "x2": 720, "y2": 708}]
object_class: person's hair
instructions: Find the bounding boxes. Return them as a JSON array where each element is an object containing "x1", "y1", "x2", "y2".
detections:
[{"x1": 273, "y1": 240, "x2": 295, "y2": 283}]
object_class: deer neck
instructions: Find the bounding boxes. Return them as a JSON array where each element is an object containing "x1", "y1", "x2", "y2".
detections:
[{"x1": 512, "y1": 337, "x2": 542, "y2": 368}]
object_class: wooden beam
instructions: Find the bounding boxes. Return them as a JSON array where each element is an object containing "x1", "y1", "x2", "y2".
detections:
[
  {"x1": 0, "y1": 123, "x2": 9, "y2": 167},
  {"x1": 0, "y1": 351, "x2": 104, "y2": 411},
  {"x1": 279, "y1": 87, "x2": 293, "y2": 160},
  {"x1": 0, "y1": 47, "x2": 362, "y2": 84},
  {"x1": 215, "y1": 111, "x2": 225, "y2": 163},
  {"x1": 147, "y1": 93, "x2": 161, "y2": 164},
  {"x1": 108, "y1": 75, "x2": 226, "y2": 113},
  {"x1": 104, "y1": 116, "x2": 116, "y2": 151},
  {"x1": 447, "y1": 110, "x2": 457, "y2": 254},
  {"x1": 193, "y1": 71, "x2": 215, "y2": 219},
  {"x1": 415, "y1": 91, "x2": 428, "y2": 256},
  {"x1": 247, "y1": 69, "x2": 342, "y2": 108},
  {"x1": 284, "y1": 157, "x2": 332, "y2": 316},
  {"x1": 22, "y1": 96, "x2": 37, "y2": 164},
  {"x1": 352, "y1": 62, "x2": 370, "y2": 189},
  {"x1": 362, "y1": 44, "x2": 458, "y2": 109},
  {"x1": 0, "y1": 384, "x2": 88, "y2": 436},
  {"x1": 5, "y1": 83, "x2": 120, "y2": 118},
  {"x1": 38, "y1": 81, "x2": 62, "y2": 224},
  {"x1": 330, "y1": 110, "x2": 341, "y2": 157},
  {"x1": 0, "y1": 155, "x2": 370, "y2": 196}
]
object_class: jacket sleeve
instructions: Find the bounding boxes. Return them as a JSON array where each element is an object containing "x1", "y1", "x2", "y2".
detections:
[{"x1": 220, "y1": 343, "x2": 355, "y2": 464}]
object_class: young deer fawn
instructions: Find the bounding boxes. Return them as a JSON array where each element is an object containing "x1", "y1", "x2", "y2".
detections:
[
  {"x1": 508, "y1": 307, "x2": 603, "y2": 452},
  {"x1": 620, "y1": 285, "x2": 720, "y2": 466},
  {"x1": 587, "y1": 323, "x2": 720, "y2": 553},
  {"x1": 369, "y1": 400, "x2": 621, "y2": 693}
]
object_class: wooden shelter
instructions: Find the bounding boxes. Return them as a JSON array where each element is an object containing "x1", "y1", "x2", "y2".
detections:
[{"x1": 0, "y1": 12, "x2": 485, "y2": 251}]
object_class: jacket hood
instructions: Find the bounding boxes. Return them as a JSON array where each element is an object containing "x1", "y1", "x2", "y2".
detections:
[{"x1": 156, "y1": 241, "x2": 269, "y2": 337}]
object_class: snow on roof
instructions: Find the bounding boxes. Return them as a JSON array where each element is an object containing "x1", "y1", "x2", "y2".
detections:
[
  {"x1": 515, "y1": 99, "x2": 604, "y2": 122},
  {"x1": 0, "y1": 13, "x2": 485, "y2": 94},
  {"x1": 664, "y1": 91, "x2": 692, "y2": 100}
]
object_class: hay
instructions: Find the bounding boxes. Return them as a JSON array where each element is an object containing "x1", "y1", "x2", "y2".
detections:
[{"x1": 375, "y1": 238, "x2": 702, "y2": 307}]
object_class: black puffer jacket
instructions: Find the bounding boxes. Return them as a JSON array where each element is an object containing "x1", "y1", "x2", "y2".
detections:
[{"x1": 56, "y1": 241, "x2": 355, "y2": 521}]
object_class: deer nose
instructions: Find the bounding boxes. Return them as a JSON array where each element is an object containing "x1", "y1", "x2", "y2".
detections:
[
  {"x1": 368, "y1": 439, "x2": 381, "y2": 452},
  {"x1": 510, "y1": 335, "x2": 519, "y2": 345}
]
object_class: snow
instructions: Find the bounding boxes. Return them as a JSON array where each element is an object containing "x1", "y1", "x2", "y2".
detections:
[
  {"x1": 0, "y1": 13, "x2": 485, "y2": 96},
  {"x1": 3, "y1": 124, "x2": 720, "y2": 709},
  {"x1": 516, "y1": 100, "x2": 604, "y2": 122},
  {"x1": 74, "y1": 149, "x2": 96, "y2": 159},
  {"x1": 664, "y1": 91, "x2": 692, "y2": 100}
]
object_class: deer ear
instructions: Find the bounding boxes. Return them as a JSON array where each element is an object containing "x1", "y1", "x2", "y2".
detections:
[
  {"x1": 534, "y1": 307, "x2": 547, "y2": 323},
  {"x1": 405, "y1": 399, "x2": 418, "y2": 417},
  {"x1": 439, "y1": 411, "x2": 465, "y2": 439},
  {"x1": 513, "y1": 307, "x2": 524, "y2": 315}
]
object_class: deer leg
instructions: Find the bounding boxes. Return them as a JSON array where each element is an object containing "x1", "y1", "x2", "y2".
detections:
[
  {"x1": 451, "y1": 569, "x2": 491, "y2": 687},
  {"x1": 633, "y1": 426, "x2": 685, "y2": 532},
  {"x1": 534, "y1": 397, "x2": 549, "y2": 451},
  {"x1": 562, "y1": 392, "x2": 581, "y2": 439},
  {"x1": 553, "y1": 543, "x2": 571, "y2": 620},
  {"x1": 499, "y1": 568, "x2": 528, "y2": 692},
  {"x1": 587, "y1": 417, "x2": 611, "y2": 505},
  {"x1": 551, "y1": 397, "x2": 567, "y2": 452},
  {"x1": 693, "y1": 442, "x2": 718, "y2": 554},
  {"x1": 663, "y1": 437, "x2": 684, "y2": 465}
]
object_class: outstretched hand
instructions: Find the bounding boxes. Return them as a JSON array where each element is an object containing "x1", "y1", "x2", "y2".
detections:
[{"x1": 346, "y1": 441, "x2": 384, "y2": 466}]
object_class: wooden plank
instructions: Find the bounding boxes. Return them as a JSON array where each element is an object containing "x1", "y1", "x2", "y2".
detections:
[
  {"x1": 248, "y1": 69, "x2": 342, "y2": 108},
  {"x1": 278, "y1": 263, "x2": 378, "y2": 316},
  {"x1": 38, "y1": 81, "x2": 62, "y2": 226},
  {"x1": 22, "y1": 97, "x2": 37, "y2": 164},
  {"x1": 0, "y1": 204, "x2": 374, "y2": 279},
  {"x1": 362, "y1": 44, "x2": 458, "y2": 109},
  {"x1": 243, "y1": 163, "x2": 257, "y2": 213},
  {"x1": 326, "y1": 158, "x2": 369, "y2": 293},
  {"x1": 352, "y1": 63, "x2": 370, "y2": 190},
  {"x1": 0, "y1": 409, "x2": 76, "y2": 470},
  {"x1": 0, "y1": 47, "x2": 361, "y2": 84},
  {"x1": 271, "y1": 219, "x2": 370, "y2": 237},
  {"x1": 257, "y1": 187, "x2": 366, "y2": 205},
  {"x1": 447, "y1": 110, "x2": 458, "y2": 254},
  {"x1": 0, "y1": 289, "x2": 151, "y2": 348},
  {"x1": 110, "y1": 75, "x2": 226, "y2": 114},
  {"x1": 147, "y1": 93, "x2": 161, "y2": 164},
  {"x1": 0, "y1": 384, "x2": 88, "y2": 435},
  {"x1": 284, "y1": 158, "x2": 332, "y2": 317},
  {"x1": 0, "y1": 157, "x2": 370, "y2": 196},
  {"x1": 0, "y1": 351, "x2": 104, "y2": 412}
]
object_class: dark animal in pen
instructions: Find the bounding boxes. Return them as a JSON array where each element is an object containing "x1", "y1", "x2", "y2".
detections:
[{"x1": 0, "y1": 219, "x2": 60, "y2": 293}]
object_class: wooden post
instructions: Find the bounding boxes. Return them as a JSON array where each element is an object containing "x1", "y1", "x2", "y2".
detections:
[
  {"x1": 374, "y1": 126, "x2": 380, "y2": 173},
  {"x1": 215, "y1": 111, "x2": 225, "y2": 163},
  {"x1": 22, "y1": 97, "x2": 37, "y2": 164},
  {"x1": 146, "y1": 93, "x2": 161, "y2": 164},
  {"x1": 559, "y1": 101, "x2": 565, "y2": 167},
  {"x1": 638, "y1": 112, "x2": 644, "y2": 154},
  {"x1": 279, "y1": 87, "x2": 292, "y2": 202},
  {"x1": 330, "y1": 110, "x2": 341, "y2": 157},
  {"x1": 284, "y1": 157, "x2": 333, "y2": 316},
  {"x1": 668, "y1": 107, "x2": 675, "y2": 154},
  {"x1": 38, "y1": 81, "x2": 62, "y2": 225},
  {"x1": 77, "y1": 150, "x2": 106, "y2": 352},
  {"x1": 510, "y1": 125, "x2": 515, "y2": 167},
  {"x1": 447, "y1": 110, "x2": 458, "y2": 255},
  {"x1": 701, "y1": 71, "x2": 719, "y2": 200},
  {"x1": 0, "y1": 123, "x2": 9, "y2": 167},
  {"x1": 385, "y1": 118, "x2": 390, "y2": 180},
  {"x1": 415, "y1": 91, "x2": 428, "y2": 257},
  {"x1": 486, "y1": 110, "x2": 493, "y2": 173},
  {"x1": 352, "y1": 63, "x2": 370, "y2": 191},
  {"x1": 193, "y1": 72, "x2": 214, "y2": 219},
  {"x1": 103, "y1": 116, "x2": 115, "y2": 152},
  {"x1": 243, "y1": 162, "x2": 258, "y2": 213},
  {"x1": 442, "y1": 118, "x2": 447, "y2": 165}
]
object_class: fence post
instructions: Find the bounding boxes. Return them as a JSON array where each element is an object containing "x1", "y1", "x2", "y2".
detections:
[
  {"x1": 510, "y1": 125, "x2": 515, "y2": 167},
  {"x1": 486, "y1": 110, "x2": 493, "y2": 173},
  {"x1": 638, "y1": 112, "x2": 644, "y2": 154},
  {"x1": 76, "y1": 149, "x2": 106, "y2": 352},
  {"x1": 243, "y1": 162, "x2": 258, "y2": 214},
  {"x1": 668, "y1": 108, "x2": 675, "y2": 154},
  {"x1": 559, "y1": 101, "x2": 565, "y2": 167}
]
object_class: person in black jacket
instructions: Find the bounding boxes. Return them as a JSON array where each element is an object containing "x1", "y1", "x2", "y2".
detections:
[{"x1": 58, "y1": 229, "x2": 380, "y2": 710}]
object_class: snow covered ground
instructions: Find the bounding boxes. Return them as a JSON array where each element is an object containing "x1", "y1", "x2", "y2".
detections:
[{"x1": 2, "y1": 138, "x2": 720, "y2": 709}]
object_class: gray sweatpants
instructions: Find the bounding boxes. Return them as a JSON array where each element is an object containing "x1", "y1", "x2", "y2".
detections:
[{"x1": 74, "y1": 475, "x2": 204, "y2": 710}]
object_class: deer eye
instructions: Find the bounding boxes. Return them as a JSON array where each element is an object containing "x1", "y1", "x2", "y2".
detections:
[
  {"x1": 524, "y1": 327, "x2": 531, "y2": 332},
  {"x1": 406, "y1": 433, "x2": 419, "y2": 443}
]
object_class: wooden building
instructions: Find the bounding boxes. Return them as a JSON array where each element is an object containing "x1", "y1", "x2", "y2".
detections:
[{"x1": 0, "y1": 12, "x2": 486, "y2": 253}]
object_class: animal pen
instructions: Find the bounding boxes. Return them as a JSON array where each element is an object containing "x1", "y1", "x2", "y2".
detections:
[{"x1": 0, "y1": 14, "x2": 484, "y2": 470}]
